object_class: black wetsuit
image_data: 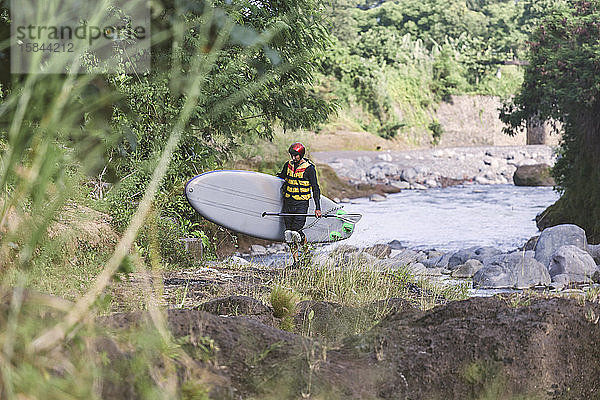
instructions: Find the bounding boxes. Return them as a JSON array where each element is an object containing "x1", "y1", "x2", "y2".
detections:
[{"x1": 277, "y1": 158, "x2": 321, "y2": 241}]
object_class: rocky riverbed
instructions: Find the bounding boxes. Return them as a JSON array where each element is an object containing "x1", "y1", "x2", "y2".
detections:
[
  {"x1": 312, "y1": 145, "x2": 557, "y2": 191},
  {"x1": 233, "y1": 223, "x2": 600, "y2": 292}
]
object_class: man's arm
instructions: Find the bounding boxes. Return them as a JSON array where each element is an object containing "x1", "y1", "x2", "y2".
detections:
[
  {"x1": 277, "y1": 161, "x2": 288, "y2": 179},
  {"x1": 306, "y1": 165, "x2": 321, "y2": 213}
]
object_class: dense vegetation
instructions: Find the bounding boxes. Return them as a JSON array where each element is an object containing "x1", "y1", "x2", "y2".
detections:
[
  {"x1": 500, "y1": 0, "x2": 600, "y2": 242},
  {"x1": 316, "y1": 0, "x2": 556, "y2": 140}
]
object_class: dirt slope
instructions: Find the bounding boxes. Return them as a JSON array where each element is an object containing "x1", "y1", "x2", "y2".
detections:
[{"x1": 99, "y1": 296, "x2": 600, "y2": 399}]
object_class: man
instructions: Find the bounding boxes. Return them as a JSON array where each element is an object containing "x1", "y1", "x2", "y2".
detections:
[{"x1": 277, "y1": 142, "x2": 322, "y2": 268}]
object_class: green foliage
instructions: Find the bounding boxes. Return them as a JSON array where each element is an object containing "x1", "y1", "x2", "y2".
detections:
[
  {"x1": 428, "y1": 120, "x2": 444, "y2": 145},
  {"x1": 500, "y1": 0, "x2": 600, "y2": 241},
  {"x1": 317, "y1": 0, "x2": 555, "y2": 143},
  {"x1": 431, "y1": 45, "x2": 468, "y2": 101},
  {"x1": 101, "y1": 0, "x2": 336, "y2": 254}
]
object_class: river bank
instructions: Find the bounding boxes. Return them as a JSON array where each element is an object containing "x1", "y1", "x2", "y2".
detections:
[
  {"x1": 103, "y1": 234, "x2": 600, "y2": 398},
  {"x1": 313, "y1": 144, "x2": 557, "y2": 191}
]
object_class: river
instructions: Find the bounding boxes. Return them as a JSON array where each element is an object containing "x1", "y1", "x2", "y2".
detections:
[{"x1": 338, "y1": 184, "x2": 560, "y2": 251}]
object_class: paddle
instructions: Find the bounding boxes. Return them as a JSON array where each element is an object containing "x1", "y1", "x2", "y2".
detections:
[{"x1": 261, "y1": 212, "x2": 362, "y2": 224}]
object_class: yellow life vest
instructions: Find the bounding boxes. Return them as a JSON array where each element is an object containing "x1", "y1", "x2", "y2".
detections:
[{"x1": 284, "y1": 159, "x2": 312, "y2": 201}]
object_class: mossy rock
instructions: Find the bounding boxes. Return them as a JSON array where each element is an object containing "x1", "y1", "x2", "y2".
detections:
[{"x1": 513, "y1": 164, "x2": 555, "y2": 186}]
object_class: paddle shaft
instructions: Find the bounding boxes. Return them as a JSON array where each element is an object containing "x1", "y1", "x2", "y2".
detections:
[{"x1": 261, "y1": 212, "x2": 360, "y2": 218}]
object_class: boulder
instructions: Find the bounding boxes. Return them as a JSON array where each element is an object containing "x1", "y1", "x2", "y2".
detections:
[
  {"x1": 521, "y1": 235, "x2": 539, "y2": 251},
  {"x1": 408, "y1": 262, "x2": 428, "y2": 275},
  {"x1": 448, "y1": 246, "x2": 502, "y2": 269},
  {"x1": 400, "y1": 167, "x2": 417, "y2": 182},
  {"x1": 548, "y1": 245, "x2": 598, "y2": 283},
  {"x1": 473, "y1": 253, "x2": 550, "y2": 289},
  {"x1": 421, "y1": 252, "x2": 452, "y2": 269},
  {"x1": 392, "y1": 249, "x2": 425, "y2": 266},
  {"x1": 451, "y1": 259, "x2": 484, "y2": 278},
  {"x1": 369, "y1": 193, "x2": 387, "y2": 202},
  {"x1": 513, "y1": 163, "x2": 554, "y2": 186},
  {"x1": 587, "y1": 243, "x2": 600, "y2": 265},
  {"x1": 550, "y1": 274, "x2": 570, "y2": 290},
  {"x1": 363, "y1": 244, "x2": 392, "y2": 259},
  {"x1": 387, "y1": 240, "x2": 406, "y2": 250},
  {"x1": 534, "y1": 224, "x2": 587, "y2": 267},
  {"x1": 391, "y1": 181, "x2": 410, "y2": 190},
  {"x1": 448, "y1": 248, "x2": 477, "y2": 269}
]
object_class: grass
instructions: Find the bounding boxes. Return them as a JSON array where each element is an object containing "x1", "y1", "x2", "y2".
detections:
[
  {"x1": 276, "y1": 248, "x2": 469, "y2": 311},
  {"x1": 270, "y1": 286, "x2": 299, "y2": 331}
]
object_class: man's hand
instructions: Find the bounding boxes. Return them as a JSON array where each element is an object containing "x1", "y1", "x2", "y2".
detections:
[{"x1": 315, "y1": 209, "x2": 322, "y2": 218}]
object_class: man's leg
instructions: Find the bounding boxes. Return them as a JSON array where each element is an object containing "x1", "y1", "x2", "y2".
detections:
[
  {"x1": 282, "y1": 201, "x2": 300, "y2": 267},
  {"x1": 289, "y1": 201, "x2": 309, "y2": 267}
]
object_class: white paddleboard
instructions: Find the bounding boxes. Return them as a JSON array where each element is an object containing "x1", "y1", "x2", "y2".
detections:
[{"x1": 184, "y1": 170, "x2": 358, "y2": 242}]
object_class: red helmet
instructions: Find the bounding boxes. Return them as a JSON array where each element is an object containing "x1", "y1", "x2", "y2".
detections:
[{"x1": 288, "y1": 142, "x2": 306, "y2": 158}]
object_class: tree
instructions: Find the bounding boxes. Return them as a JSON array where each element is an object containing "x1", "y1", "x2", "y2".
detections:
[
  {"x1": 103, "y1": 0, "x2": 336, "y2": 233},
  {"x1": 500, "y1": 0, "x2": 600, "y2": 242}
]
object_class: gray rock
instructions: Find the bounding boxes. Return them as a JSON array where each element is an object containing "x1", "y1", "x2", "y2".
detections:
[
  {"x1": 550, "y1": 274, "x2": 570, "y2": 290},
  {"x1": 473, "y1": 253, "x2": 550, "y2": 289},
  {"x1": 368, "y1": 166, "x2": 386, "y2": 180},
  {"x1": 344, "y1": 169, "x2": 367, "y2": 182},
  {"x1": 408, "y1": 262, "x2": 444, "y2": 276},
  {"x1": 225, "y1": 256, "x2": 250, "y2": 265},
  {"x1": 374, "y1": 162, "x2": 400, "y2": 177},
  {"x1": 421, "y1": 252, "x2": 452, "y2": 269},
  {"x1": 357, "y1": 156, "x2": 372, "y2": 167},
  {"x1": 548, "y1": 245, "x2": 598, "y2": 282},
  {"x1": 387, "y1": 239, "x2": 406, "y2": 250},
  {"x1": 534, "y1": 224, "x2": 587, "y2": 267},
  {"x1": 392, "y1": 249, "x2": 424, "y2": 265},
  {"x1": 588, "y1": 243, "x2": 600, "y2": 265},
  {"x1": 400, "y1": 168, "x2": 417, "y2": 182},
  {"x1": 363, "y1": 244, "x2": 392, "y2": 259},
  {"x1": 448, "y1": 248, "x2": 477, "y2": 269},
  {"x1": 391, "y1": 181, "x2": 410, "y2": 190},
  {"x1": 408, "y1": 262, "x2": 427, "y2": 275},
  {"x1": 377, "y1": 153, "x2": 393, "y2": 162},
  {"x1": 451, "y1": 259, "x2": 484, "y2": 278},
  {"x1": 448, "y1": 246, "x2": 500, "y2": 269},
  {"x1": 250, "y1": 244, "x2": 267, "y2": 255},
  {"x1": 369, "y1": 193, "x2": 387, "y2": 202},
  {"x1": 523, "y1": 250, "x2": 536, "y2": 259},
  {"x1": 473, "y1": 246, "x2": 504, "y2": 263},
  {"x1": 521, "y1": 235, "x2": 539, "y2": 251},
  {"x1": 411, "y1": 183, "x2": 427, "y2": 190}
]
